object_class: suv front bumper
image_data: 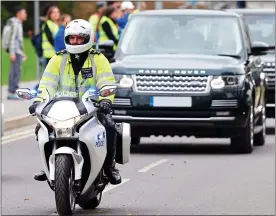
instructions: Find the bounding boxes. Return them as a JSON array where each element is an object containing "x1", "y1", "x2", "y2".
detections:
[{"x1": 111, "y1": 88, "x2": 251, "y2": 138}]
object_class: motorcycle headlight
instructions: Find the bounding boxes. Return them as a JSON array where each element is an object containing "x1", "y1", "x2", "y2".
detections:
[
  {"x1": 211, "y1": 75, "x2": 245, "y2": 89},
  {"x1": 42, "y1": 115, "x2": 86, "y2": 138},
  {"x1": 114, "y1": 74, "x2": 133, "y2": 88}
]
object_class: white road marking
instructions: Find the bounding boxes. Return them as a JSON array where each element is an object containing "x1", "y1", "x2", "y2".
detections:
[
  {"x1": 49, "y1": 178, "x2": 131, "y2": 215},
  {"x1": 2, "y1": 129, "x2": 34, "y2": 140},
  {"x1": 138, "y1": 159, "x2": 168, "y2": 173},
  {"x1": 2, "y1": 133, "x2": 35, "y2": 145},
  {"x1": 2, "y1": 129, "x2": 34, "y2": 145},
  {"x1": 103, "y1": 178, "x2": 130, "y2": 193}
]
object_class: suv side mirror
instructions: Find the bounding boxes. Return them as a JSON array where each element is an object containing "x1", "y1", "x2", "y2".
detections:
[
  {"x1": 250, "y1": 41, "x2": 274, "y2": 55},
  {"x1": 94, "y1": 40, "x2": 115, "y2": 63}
]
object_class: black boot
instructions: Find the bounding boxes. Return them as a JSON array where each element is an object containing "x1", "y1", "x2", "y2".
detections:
[
  {"x1": 35, "y1": 123, "x2": 41, "y2": 141},
  {"x1": 103, "y1": 114, "x2": 122, "y2": 185},
  {"x1": 104, "y1": 156, "x2": 122, "y2": 185},
  {"x1": 34, "y1": 170, "x2": 47, "y2": 181}
]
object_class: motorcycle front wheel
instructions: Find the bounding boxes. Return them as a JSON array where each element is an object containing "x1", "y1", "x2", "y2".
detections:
[{"x1": 55, "y1": 154, "x2": 76, "y2": 216}]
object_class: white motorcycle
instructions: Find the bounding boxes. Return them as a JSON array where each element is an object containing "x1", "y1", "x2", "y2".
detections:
[{"x1": 16, "y1": 85, "x2": 131, "y2": 216}]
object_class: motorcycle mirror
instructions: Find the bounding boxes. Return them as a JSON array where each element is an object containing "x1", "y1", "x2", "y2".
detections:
[
  {"x1": 15, "y1": 88, "x2": 37, "y2": 100},
  {"x1": 99, "y1": 85, "x2": 117, "y2": 97}
]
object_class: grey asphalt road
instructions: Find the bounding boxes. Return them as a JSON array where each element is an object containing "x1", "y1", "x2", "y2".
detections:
[{"x1": 2, "y1": 121, "x2": 275, "y2": 215}]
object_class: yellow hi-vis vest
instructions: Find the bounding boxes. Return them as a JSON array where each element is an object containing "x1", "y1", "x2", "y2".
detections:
[
  {"x1": 35, "y1": 48, "x2": 116, "y2": 103},
  {"x1": 42, "y1": 20, "x2": 59, "y2": 59},
  {"x1": 98, "y1": 16, "x2": 119, "y2": 50},
  {"x1": 88, "y1": 13, "x2": 100, "y2": 33}
]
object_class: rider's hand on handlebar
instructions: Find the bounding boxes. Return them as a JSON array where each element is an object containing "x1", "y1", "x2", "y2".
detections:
[
  {"x1": 29, "y1": 101, "x2": 40, "y2": 115},
  {"x1": 98, "y1": 99, "x2": 112, "y2": 115}
]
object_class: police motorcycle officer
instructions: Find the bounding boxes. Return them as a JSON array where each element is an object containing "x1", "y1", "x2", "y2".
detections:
[{"x1": 28, "y1": 19, "x2": 121, "y2": 185}]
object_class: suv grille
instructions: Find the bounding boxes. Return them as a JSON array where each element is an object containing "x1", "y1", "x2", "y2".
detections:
[
  {"x1": 263, "y1": 63, "x2": 275, "y2": 89},
  {"x1": 135, "y1": 75, "x2": 211, "y2": 93}
]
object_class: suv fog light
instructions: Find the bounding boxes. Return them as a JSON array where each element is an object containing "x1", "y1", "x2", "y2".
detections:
[
  {"x1": 216, "y1": 111, "x2": 230, "y2": 116},
  {"x1": 113, "y1": 110, "x2": 127, "y2": 115}
]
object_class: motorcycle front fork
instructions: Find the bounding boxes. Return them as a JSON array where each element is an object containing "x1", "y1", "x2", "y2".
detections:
[{"x1": 48, "y1": 141, "x2": 83, "y2": 194}]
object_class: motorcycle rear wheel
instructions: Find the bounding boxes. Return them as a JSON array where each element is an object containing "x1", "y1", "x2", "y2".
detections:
[{"x1": 55, "y1": 154, "x2": 76, "y2": 215}]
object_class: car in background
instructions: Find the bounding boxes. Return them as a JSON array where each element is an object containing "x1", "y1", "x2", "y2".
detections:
[
  {"x1": 227, "y1": 9, "x2": 275, "y2": 117},
  {"x1": 99, "y1": 9, "x2": 269, "y2": 153}
]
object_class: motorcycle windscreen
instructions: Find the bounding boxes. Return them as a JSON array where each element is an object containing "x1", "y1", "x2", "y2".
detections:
[
  {"x1": 115, "y1": 123, "x2": 131, "y2": 164},
  {"x1": 47, "y1": 100, "x2": 81, "y2": 121}
]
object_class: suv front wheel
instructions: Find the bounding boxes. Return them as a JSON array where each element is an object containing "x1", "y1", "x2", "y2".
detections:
[{"x1": 230, "y1": 102, "x2": 254, "y2": 154}]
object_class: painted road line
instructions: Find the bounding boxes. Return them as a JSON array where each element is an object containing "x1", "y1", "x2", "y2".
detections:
[
  {"x1": 2, "y1": 133, "x2": 34, "y2": 145},
  {"x1": 2, "y1": 129, "x2": 34, "y2": 141},
  {"x1": 103, "y1": 178, "x2": 131, "y2": 193},
  {"x1": 138, "y1": 159, "x2": 169, "y2": 173}
]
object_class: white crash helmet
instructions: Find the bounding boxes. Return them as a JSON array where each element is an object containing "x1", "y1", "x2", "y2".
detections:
[{"x1": 64, "y1": 19, "x2": 94, "y2": 54}]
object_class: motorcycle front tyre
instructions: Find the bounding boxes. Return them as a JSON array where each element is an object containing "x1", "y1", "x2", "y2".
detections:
[{"x1": 54, "y1": 154, "x2": 76, "y2": 215}]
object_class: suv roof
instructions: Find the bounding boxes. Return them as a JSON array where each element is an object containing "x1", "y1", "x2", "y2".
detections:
[
  {"x1": 134, "y1": 9, "x2": 240, "y2": 17},
  {"x1": 226, "y1": 8, "x2": 275, "y2": 14}
]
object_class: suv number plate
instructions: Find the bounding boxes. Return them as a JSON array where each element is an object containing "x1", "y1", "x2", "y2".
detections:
[{"x1": 149, "y1": 96, "x2": 192, "y2": 107}]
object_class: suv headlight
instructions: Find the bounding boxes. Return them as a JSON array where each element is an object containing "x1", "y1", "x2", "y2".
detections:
[
  {"x1": 114, "y1": 74, "x2": 133, "y2": 88},
  {"x1": 211, "y1": 75, "x2": 245, "y2": 89}
]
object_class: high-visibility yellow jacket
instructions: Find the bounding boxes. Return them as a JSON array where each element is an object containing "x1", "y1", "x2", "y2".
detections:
[
  {"x1": 35, "y1": 48, "x2": 116, "y2": 103},
  {"x1": 98, "y1": 16, "x2": 119, "y2": 50},
  {"x1": 42, "y1": 20, "x2": 59, "y2": 59},
  {"x1": 88, "y1": 13, "x2": 100, "y2": 33}
]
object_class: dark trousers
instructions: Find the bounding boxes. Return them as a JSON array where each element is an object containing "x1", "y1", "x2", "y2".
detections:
[
  {"x1": 97, "y1": 113, "x2": 117, "y2": 167},
  {"x1": 8, "y1": 54, "x2": 23, "y2": 93}
]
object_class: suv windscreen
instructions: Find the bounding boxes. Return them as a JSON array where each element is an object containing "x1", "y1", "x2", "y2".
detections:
[
  {"x1": 117, "y1": 15, "x2": 244, "y2": 58},
  {"x1": 243, "y1": 13, "x2": 275, "y2": 46}
]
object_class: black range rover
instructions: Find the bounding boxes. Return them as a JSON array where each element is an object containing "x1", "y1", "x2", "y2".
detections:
[
  {"x1": 100, "y1": 10, "x2": 269, "y2": 154},
  {"x1": 227, "y1": 9, "x2": 275, "y2": 117}
]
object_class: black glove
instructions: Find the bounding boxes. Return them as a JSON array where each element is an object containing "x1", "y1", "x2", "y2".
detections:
[
  {"x1": 29, "y1": 101, "x2": 40, "y2": 115},
  {"x1": 98, "y1": 99, "x2": 112, "y2": 115}
]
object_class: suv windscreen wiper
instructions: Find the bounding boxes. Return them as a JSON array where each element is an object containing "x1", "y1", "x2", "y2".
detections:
[{"x1": 216, "y1": 54, "x2": 241, "y2": 59}]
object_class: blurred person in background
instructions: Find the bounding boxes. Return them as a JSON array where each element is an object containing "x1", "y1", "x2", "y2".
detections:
[
  {"x1": 195, "y1": 2, "x2": 208, "y2": 9},
  {"x1": 139, "y1": 1, "x2": 147, "y2": 11},
  {"x1": 54, "y1": 14, "x2": 72, "y2": 52},
  {"x1": 106, "y1": 1, "x2": 125, "y2": 36},
  {"x1": 88, "y1": 1, "x2": 106, "y2": 43},
  {"x1": 107, "y1": 1, "x2": 121, "y2": 9},
  {"x1": 237, "y1": 1, "x2": 247, "y2": 8},
  {"x1": 118, "y1": 1, "x2": 135, "y2": 30},
  {"x1": 98, "y1": 6, "x2": 120, "y2": 50},
  {"x1": 41, "y1": 5, "x2": 60, "y2": 69},
  {"x1": 3, "y1": 6, "x2": 27, "y2": 100},
  {"x1": 33, "y1": 5, "x2": 60, "y2": 91},
  {"x1": 126, "y1": 1, "x2": 148, "y2": 21}
]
